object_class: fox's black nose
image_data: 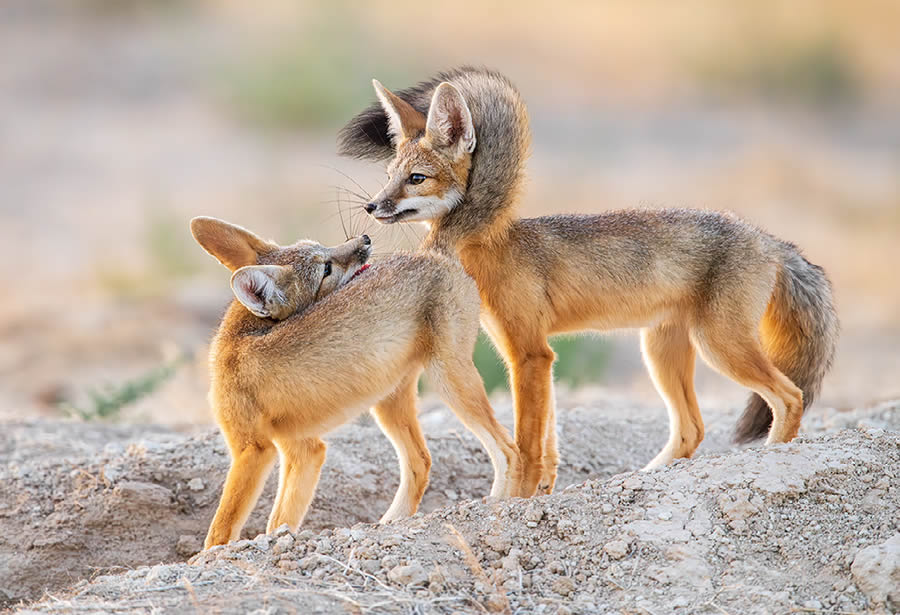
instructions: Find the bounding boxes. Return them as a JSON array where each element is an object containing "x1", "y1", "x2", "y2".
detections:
[
  {"x1": 364, "y1": 202, "x2": 377, "y2": 214},
  {"x1": 361, "y1": 234, "x2": 371, "y2": 245}
]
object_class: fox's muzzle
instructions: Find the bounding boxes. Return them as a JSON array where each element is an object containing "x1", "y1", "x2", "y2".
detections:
[
  {"x1": 365, "y1": 198, "x2": 395, "y2": 216},
  {"x1": 331, "y1": 235, "x2": 372, "y2": 265}
]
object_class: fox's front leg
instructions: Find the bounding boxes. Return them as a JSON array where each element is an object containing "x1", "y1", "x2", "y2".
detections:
[
  {"x1": 205, "y1": 437, "x2": 277, "y2": 549},
  {"x1": 541, "y1": 390, "x2": 559, "y2": 494},
  {"x1": 508, "y1": 341, "x2": 556, "y2": 497},
  {"x1": 266, "y1": 436, "x2": 327, "y2": 533}
]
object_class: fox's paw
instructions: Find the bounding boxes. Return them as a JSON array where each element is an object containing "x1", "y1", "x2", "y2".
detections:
[
  {"x1": 535, "y1": 456, "x2": 557, "y2": 495},
  {"x1": 536, "y1": 474, "x2": 556, "y2": 495}
]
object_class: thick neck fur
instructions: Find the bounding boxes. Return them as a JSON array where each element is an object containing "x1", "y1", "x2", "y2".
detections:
[
  {"x1": 216, "y1": 300, "x2": 275, "y2": 344},
  {"x1": 339, "y1": 67, "x2": 531, "y2": 254}
]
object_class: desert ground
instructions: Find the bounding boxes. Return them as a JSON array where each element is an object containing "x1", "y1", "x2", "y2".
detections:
[{"x1": 3, "y1": 397, "x2": 899, "y2": 613}]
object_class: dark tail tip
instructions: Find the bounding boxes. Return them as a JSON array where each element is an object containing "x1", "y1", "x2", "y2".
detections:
[{"x1": 733, "y1": 393, "x2": 773, "y2": 444}]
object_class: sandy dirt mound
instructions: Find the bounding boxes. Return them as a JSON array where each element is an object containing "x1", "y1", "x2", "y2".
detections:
[{"x1": 2, "y1": 399, "x2": 898, "y2": 613}]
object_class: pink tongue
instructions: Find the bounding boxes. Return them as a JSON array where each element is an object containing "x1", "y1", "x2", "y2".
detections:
[{"x1": 352, "y1": 264, "x2": 371, "y2": 279}]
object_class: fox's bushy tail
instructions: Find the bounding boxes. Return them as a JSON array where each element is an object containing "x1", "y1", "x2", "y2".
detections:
[{"x1": 734, "y1": 245, "x2": 839, "y2": 443}]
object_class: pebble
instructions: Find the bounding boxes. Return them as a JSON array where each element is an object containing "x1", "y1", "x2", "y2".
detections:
[
  {"x1": 551, "y1": 576, "x2": 576, "y2": 596},
  {"x1": 803, "y1": 599, "x2": 823, "y2": 609},
  {"x1": 187, "y1": 478, "x2": 205, "y2": 491},
  {"x1": 604, "y1": 540, "x2": 629, "y2": 560},
  {"x1": 387, "y1": 561, "x2": 428, "y2": 586},
  {"x1": 623, "y1": 477, "x2": 643, "y2": 491},
  {"x1": 272, "y1": 534, "x2": 294, "y2": 555},
  {"x1": 175, "y1": 534, "x2": 201, "y2": 558},
  {"x1": 850, "y1": 534, "x2": 900, "y2": 606}
]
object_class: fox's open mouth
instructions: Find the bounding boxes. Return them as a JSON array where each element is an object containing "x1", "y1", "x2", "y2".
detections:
[
  {"x1": 350, "y1": 263, "x2": 371, "y2": 280},
  {"x1": 374, "y1": 209, "x2": 418, "y2": 224}
]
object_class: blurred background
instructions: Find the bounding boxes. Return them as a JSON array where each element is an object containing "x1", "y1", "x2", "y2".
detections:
[{"x1": 2, "y1": 0, "x2": 898, "y2": 425}]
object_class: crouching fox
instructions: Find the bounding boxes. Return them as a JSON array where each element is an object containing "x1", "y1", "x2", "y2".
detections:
[{"x1": 191, "y1": 217, "x2": 521, "y2": 548}]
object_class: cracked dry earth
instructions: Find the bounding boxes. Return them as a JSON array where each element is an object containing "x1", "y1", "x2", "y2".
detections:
[{"x1": 2, "y1": 397, "x2": 898, "y2": 614}]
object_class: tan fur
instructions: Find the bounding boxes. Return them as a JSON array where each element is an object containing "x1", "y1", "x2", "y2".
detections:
[
  {"x1": 191, "y1": 217, "x2": 521, "y2": 548},
  {"x1": 351, "y1": 70, "x2": 838, "y2": 497}
]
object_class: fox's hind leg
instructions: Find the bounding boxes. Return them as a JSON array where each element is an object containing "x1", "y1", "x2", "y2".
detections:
[
  {"x1": 371, "y1": 371, "x2": 432, "y2": 523},
  {"x1": 641, "y1": 322, "x2": 704, "y2": 470},
  {"x1": 266, "y1": 436, "x2": 327, "y2": 533},
  {"x1": 641, "y1": 323, "x2": 704, "y2": 470},
  {"x1": 428, "y1": 358, "x2": 522, "y2": 498},
  {"x1": 205, "y1": 432, "x2": 277, "y2": 548},
  {"x1": 691, "y1": 324, "x2": 803, "y2": 445}
]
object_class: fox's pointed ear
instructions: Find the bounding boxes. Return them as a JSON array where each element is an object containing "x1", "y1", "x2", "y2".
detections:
[
  {"x1": 190, "y1": 217, "x2": 277, "y2": 272},
  {"x1": 372, "y1": 79, "x2": 425, "y2": 146},
  {"x1": 230, "y1": 265, "x2": 289, "y2": 319},
  {"x1": 425, "y1": 82, "x2": 476, "y2": 154}
]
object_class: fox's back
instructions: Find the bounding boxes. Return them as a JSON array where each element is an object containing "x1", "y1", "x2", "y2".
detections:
[
  {"x1": 210, "y1": 251, "x2": 478, "y2": 412},
  {"x1": 481, "y1": 209, "x2": 784, "y2": 332}
]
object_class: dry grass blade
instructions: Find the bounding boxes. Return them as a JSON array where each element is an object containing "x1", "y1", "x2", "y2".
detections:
[{"x1": 444, "y1": 523, "x2": 511, "y2": 615}]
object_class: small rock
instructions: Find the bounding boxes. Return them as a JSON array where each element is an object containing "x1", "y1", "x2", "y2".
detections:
[
  {"x1": 483, "y1": 534, "x2": 511, "y2": 554},
  {"x1": 175, "y1": 534, "x2": 201, "y2": 558},
  {"x1": 388, "y1": 561, "x2": 429, "y2": 586},
  {"x1": 273, "y1": 524, "x2": 292, "y2": 537},
  {"x1": 315, "y1": 538, "x2": 332, "y2": 553},
  {"x1": 251, "y1": 534, "x2": 271, "y2": 551},
  {"x1": 145, "y1": 564, "x2": 178, "y2": 585},
  {"x1": 485, "y1": 595, "x2": 507, "y2": 612},
  {"x1": 113, "y1": 481, "x2": 174, "y2": 509},
  {"x1": 551, "y1": 576, "x2": 575, "y2": 596},
  {"x1": 186, "y1": 478, "x2": 205, "y2": 492},
  {"x1": 718, "y1": 490, "x2": 761, "y2": 524},
  {"x1": 273, "y1": 534, "x2": 294, "y2": 555},
  {"x1": 623, "y1": 476, "x2": 643, "y2": 490},
  {"x1": 523, "y1": 503, "x2": 544, "y2": 523},
  {"x1": 850, "y1": 534, "x2": 899, "y2": 607},
  {"x1": 604, "y1": 540, "x2": 629, "y2": 560}
]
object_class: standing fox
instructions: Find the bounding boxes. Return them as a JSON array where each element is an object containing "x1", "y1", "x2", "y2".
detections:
[
  {"x1": 191, "y1": 217, "x2": 521, "y2": 548},
  {"x1": 338, "y1": 67, "x2": 839, "y2": 496}
]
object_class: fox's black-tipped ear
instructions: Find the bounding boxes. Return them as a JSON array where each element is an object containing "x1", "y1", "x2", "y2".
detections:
[
  {"x1": 337, "y1": 71, "x2": 449, "y2": 161},
  {"x1": 190, "y1": 217, "x2": 278, "y2": 272},
  {"x1": 425, "y1": 82, "x2": 476, "y2": 154},
  {"x1": 372, "y1": 79, "x2": 426, "y2": 146}
]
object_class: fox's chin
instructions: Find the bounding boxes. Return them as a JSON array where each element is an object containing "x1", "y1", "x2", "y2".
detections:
[
  {"x1": 340, "y1": 261, "x2": 367, "y2": 285},
  {"x1": 374, "y1": 208, "x2": 420, "y2": 224},
  {"x1": 373, "y1": 193, "x2": 459, "y2": 224}
]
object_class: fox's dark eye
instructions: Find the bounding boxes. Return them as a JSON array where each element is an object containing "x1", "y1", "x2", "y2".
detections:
[
  {"x1": 323, "y1": 262, "x2": 332, "y2": 277},
  {"x1": 408, "y1": 173, "x2": 427, "y2": 185}
]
